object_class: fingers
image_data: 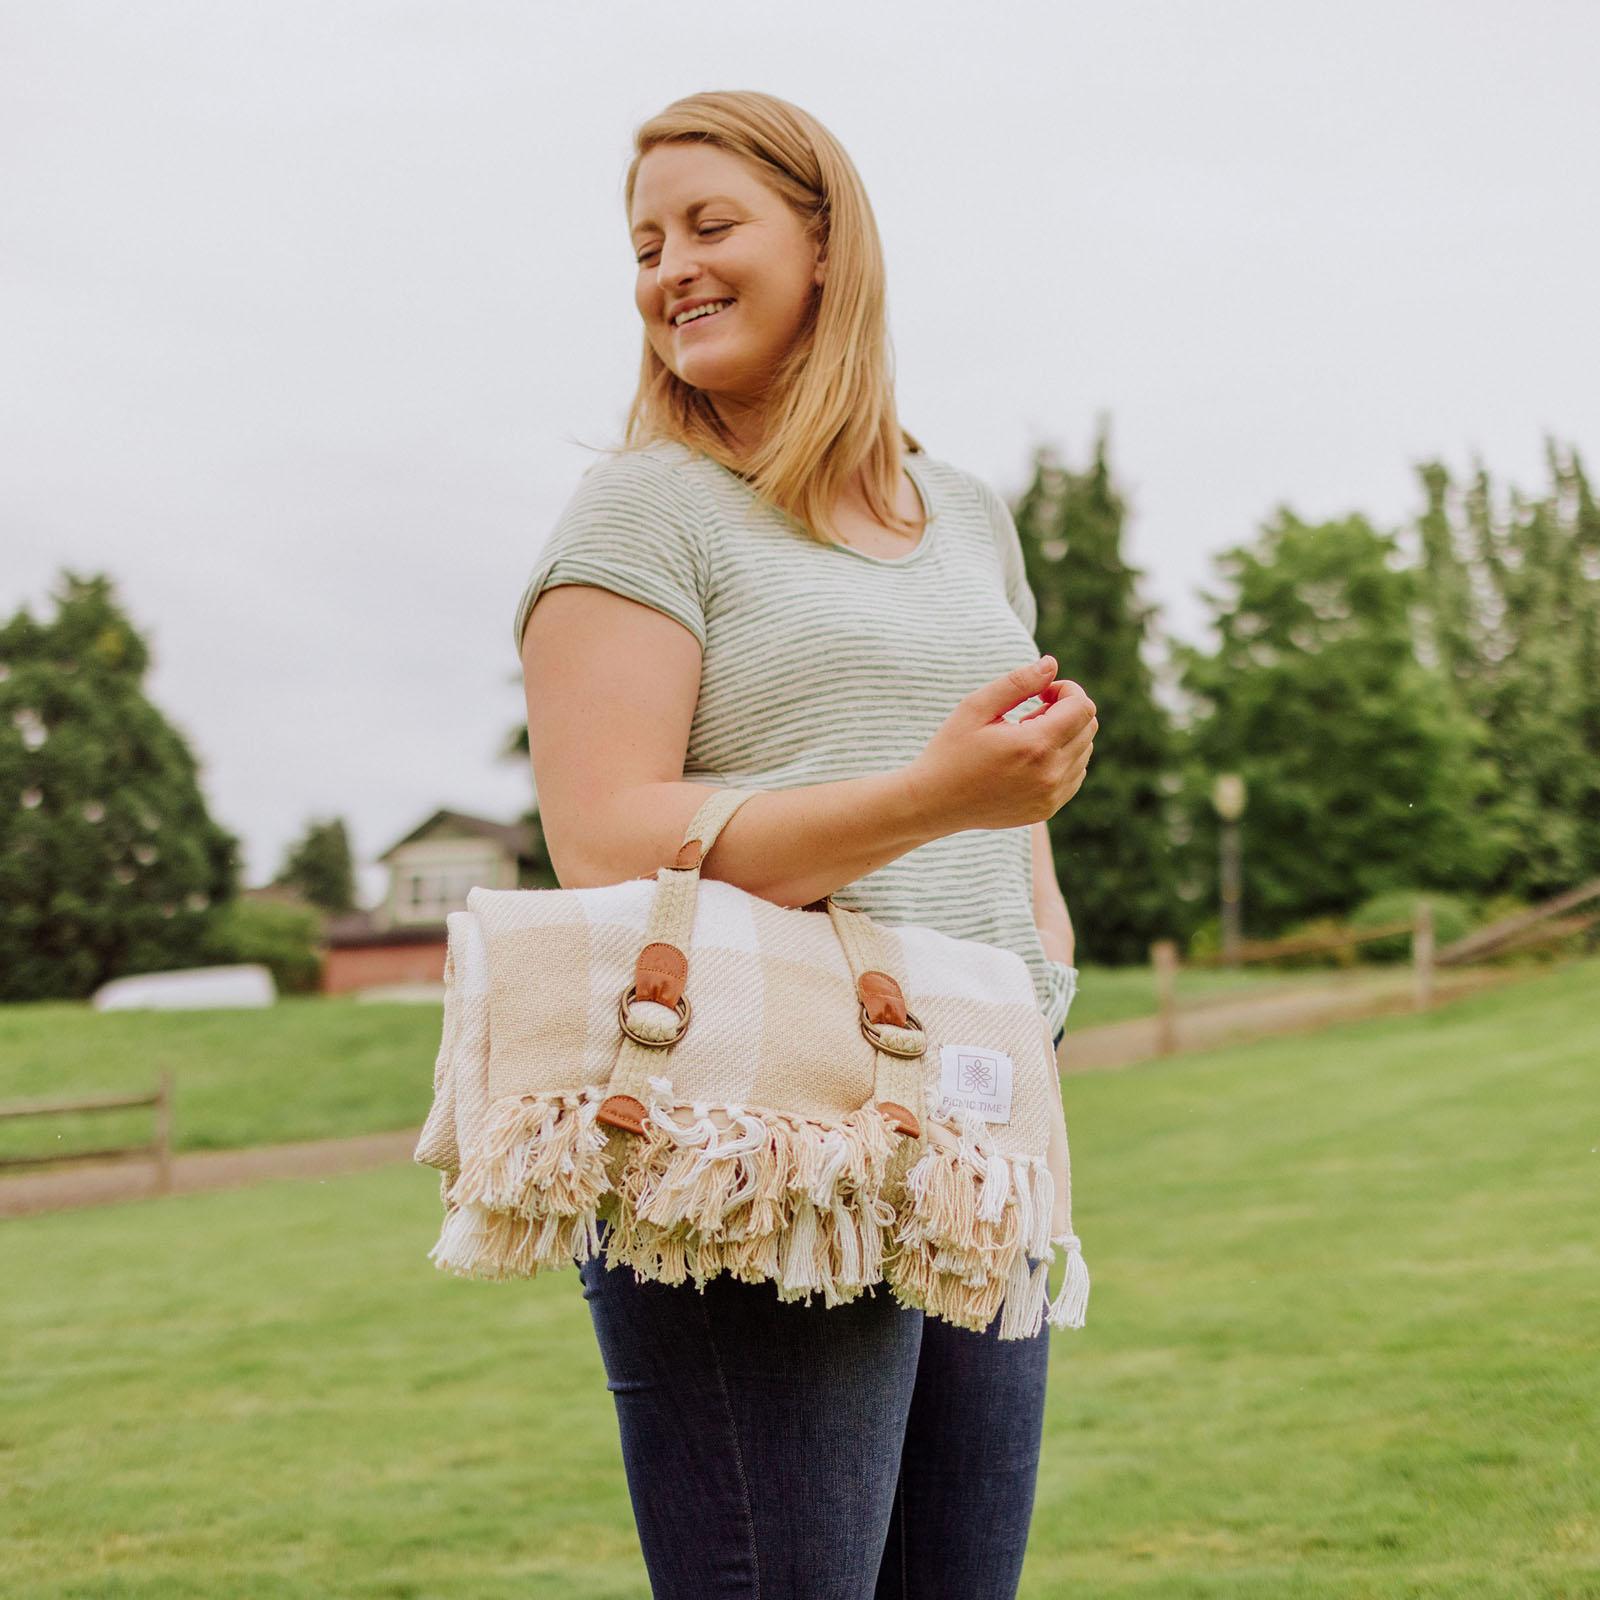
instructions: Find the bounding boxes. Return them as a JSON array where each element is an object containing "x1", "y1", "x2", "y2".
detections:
[
  {"x1": 1060, "y1": 712, "x2": 1096, "y2": 769},
  {"x1": 975, "y1": 657, "x2": 1059, "y2": 723},
  {"x1": 1029, "y1": 680, "x2": 1097, "y2": 739},
  {"x1": 1015, "y1": 678, "x2": 1062, "y2": 722},
  {"x1": 1043, "y1": 678, "x2": 1094, "y2": 732}
]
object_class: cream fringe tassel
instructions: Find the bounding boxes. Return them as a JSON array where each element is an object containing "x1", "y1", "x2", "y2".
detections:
[{"x1": 427, "y1": 1079, "x2": 1089, "y2": 1340}]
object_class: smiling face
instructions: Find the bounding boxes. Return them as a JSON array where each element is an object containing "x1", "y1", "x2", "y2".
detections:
[{"x1": 630, "y1": 142, "x2": 825, "y2": 439}]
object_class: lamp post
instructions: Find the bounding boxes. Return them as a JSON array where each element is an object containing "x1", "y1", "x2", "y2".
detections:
[{"x1": 1212, "y1": 773, "x2": 1247, "y2": 966}]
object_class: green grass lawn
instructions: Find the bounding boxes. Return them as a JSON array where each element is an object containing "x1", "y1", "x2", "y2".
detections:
[
  {"x1": 0, "y1": 963, "x2": 1387, "y2": 1163},
  {"x1": 0, "y1": 995, "x2": 438, "y2": 1162},
  {"x1": 3, "y1": 957, "x2": 1596, "y2": 1597}
]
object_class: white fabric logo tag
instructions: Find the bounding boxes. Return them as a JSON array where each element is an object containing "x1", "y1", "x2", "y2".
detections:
[{"x1": 938, "y1": 1044, "x2": 1014, "y2": 1124}]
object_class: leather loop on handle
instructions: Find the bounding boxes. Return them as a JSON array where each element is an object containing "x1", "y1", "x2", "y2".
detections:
[
  {"x1": 670, "y1": 787, "x2": 758, "y2": 877},
  {"x1": 633, "y1": 941, "x2": 687, "y2": 1007},
  {"x1": 858, "y1": 969, "x2": 909, "y2": 1027}
]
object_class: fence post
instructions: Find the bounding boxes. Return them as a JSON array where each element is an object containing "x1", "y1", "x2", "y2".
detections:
[
  {"x1": 1152, "y1": 939, "x2": 1179, "y2": 1055},
  {"x1": 154, "y1": 1069, "x2": 173, "y2": 1194},
  {"x1": 1412, "y1": 898, "x2": 1435, "y2": 1012}
]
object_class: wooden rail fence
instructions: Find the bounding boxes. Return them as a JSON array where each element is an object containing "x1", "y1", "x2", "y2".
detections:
[
  {"x1": 0, "y1": 1070, "x2": 173, "y2": 1191},
  {"x1": 1436, "y1": 877, "x2": 1600, "y2": 965},
  {"x1": 1146, "y1": 881, "x2": 1598, "y2": 1057}
]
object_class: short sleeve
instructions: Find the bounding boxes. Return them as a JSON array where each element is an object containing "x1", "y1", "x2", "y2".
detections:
[
  {"x1": 968, "y1": 474, "x2": 1039, "y2": 637},
  {"x1": 511, "y1": 450, "x2": 710, "y2": 658}
]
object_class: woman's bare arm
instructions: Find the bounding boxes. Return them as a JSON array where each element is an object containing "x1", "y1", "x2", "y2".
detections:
[
  {"x1": 1030, "y1": 820, "x2": 1076, "y2": 966},
  {"x1": 522, "y1": 583, "x2": 943, "y2": 906}
]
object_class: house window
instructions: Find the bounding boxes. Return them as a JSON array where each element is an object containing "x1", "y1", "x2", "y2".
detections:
[{"x1": 403, "y1": 868, "x2": 480, "y2": 919}]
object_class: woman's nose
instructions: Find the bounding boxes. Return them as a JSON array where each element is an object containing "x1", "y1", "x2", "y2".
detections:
[{"x1": 656, "y1": 240, "x2": 702, "y2": 286}]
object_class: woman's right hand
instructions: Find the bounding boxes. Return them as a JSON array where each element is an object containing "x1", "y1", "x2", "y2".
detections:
[{"x1": 901, "y1": 655, "x2": 1098, "y2": 834}]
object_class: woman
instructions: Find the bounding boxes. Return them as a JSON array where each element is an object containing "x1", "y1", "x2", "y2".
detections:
[{"x1": 516, "y1": 90, "x2": 1097, "y2": 1600}]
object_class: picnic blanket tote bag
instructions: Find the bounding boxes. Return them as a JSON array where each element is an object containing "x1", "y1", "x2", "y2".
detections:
[{"x1": 414, "y1": 785, "x2": 1089, "y2": 1339}]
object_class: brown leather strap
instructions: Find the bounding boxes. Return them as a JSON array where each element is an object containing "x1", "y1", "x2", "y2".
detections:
[
  {"x1": 874, "y1": 1100, "x2": 921, "y2": 1137},
  {"x1": 858, "y1": 969, "x2": 909, "y2": 1027},
  {"x1": 595, "y1": 1094, "x2": 649, "y2": 1134},
  {"x1": 633, "y1": 941, "x2": 687, "y2": 1007}
]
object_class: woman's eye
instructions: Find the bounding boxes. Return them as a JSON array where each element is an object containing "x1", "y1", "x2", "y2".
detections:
[{"x1": 635, "y1": 223, "x2": 732, "y2": 265}]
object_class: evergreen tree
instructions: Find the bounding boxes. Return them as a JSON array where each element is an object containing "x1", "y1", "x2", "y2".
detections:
[
  {"x1": 1572, "y1": 455, "x2": 1600, "y2": 875},
  {"x1": 273, "y1": 816, "x2": 357, "y2": 912},
  {"x1": 1410, "y1": 439, "x2": 1599, "y2": 896},
  {"x1": 1012, "y1": 420, "x2": 1183, "y2": 963},
  {"x1": 0, "y1": 571, "x2": 242, "y2": 1000},
  {"x1": 1173, "y1": 511, "x2": 1502, "y2": 936}
]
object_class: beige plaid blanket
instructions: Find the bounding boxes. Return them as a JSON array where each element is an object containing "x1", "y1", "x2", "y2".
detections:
[{"x1": 415, "y1": 788, "x2": 1089, "y2": 1340}]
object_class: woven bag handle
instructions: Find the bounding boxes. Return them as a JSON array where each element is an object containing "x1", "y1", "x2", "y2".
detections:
[{"x1": 595, "y1": 787, "x2": 930, "y2": 1141}]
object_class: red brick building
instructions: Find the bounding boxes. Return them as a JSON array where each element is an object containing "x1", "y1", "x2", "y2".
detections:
[{"x1": 321, "y1": 810, "x2": 536, "y2": 995}]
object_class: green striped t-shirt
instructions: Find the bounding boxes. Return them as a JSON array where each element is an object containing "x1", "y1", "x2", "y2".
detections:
[{"x1": 512, "y1": 438, "x2": 1076, "y2": 1039}]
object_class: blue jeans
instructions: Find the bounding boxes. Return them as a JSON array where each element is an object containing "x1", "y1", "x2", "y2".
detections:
[{"x1": 579, "y1": 1212, "x2": 1051, "y2": 1598}]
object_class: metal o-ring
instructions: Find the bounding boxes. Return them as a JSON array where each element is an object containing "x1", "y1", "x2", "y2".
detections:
[
  {"x1": 859, "y1": 1004, "x2": 927, "y2": 1057},
  {"x1": 617, "y1": 986, "x2": 692, "y2": 1046}
]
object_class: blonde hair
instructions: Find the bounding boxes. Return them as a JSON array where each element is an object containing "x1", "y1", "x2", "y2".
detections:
[{"x1": 609, "y1": 89, "x2": 924, "y2": 548}]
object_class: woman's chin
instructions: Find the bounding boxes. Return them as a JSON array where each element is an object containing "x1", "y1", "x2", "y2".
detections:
[{"x1": 672, "y1": 355, "x2": 748, "y2": 393}]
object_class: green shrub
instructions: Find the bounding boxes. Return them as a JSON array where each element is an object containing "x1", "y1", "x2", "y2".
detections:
[
  {"x1": 198, "y1": 898, "x2": 325, "y2": 994},
  {"x1": 1474, "y1": 893, "x2": 1529, "y2": 924},
  {"x1": 1269, "y1": 916, "x2": 1360, "y2": 969},
  {"x1": 1350, "y1": 890, "x2": 1475, "y2": 962},
  {"x1": 1185, "y1": 916, "x2": 1221, "y2": 963}
]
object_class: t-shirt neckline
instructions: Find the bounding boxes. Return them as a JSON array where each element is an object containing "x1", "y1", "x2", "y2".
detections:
[
  {"x1": 834, "y1": 455, "x2": 937, "y2": 567},
  {"x1": 700, "y1": 449, "x2": 940, "y2": 568}
]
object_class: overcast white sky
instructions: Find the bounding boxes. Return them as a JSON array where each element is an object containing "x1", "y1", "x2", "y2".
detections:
[{"x1": 4, "y1": 1, "x2": 1596, "y2": 904}]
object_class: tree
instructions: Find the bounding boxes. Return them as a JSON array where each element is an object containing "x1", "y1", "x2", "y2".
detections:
[
  {"x1": 1412, "y1": 439, "x2": 1600, "y2": 897},
  {"x1": 273, "y1": 816, "x2": 357, "y2": 913},
  {"x1": 0, "y1": 571, "x2": 242, "y2": 1001},
  {"x1": 1011, "y1": 420, "x2": 1184, "y2": 964},
  {"x1": 1574, "y1": 456, "x2": 1600, "y2": 875},
  {"x1": 1172, "y1": 510, "x2": 1503, "y2": 937}
]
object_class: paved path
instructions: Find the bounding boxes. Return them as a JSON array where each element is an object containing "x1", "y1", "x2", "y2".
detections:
[
  {"x1": 1061, "y1": 962, "x2": 1522, "y2": 1073},
  {"x1": 0, "y1": 964, "x2": 1528, "y2": 1218},
  {"x1": 0, "y1": 1128, "x2": 419, "y2": 1218}
]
